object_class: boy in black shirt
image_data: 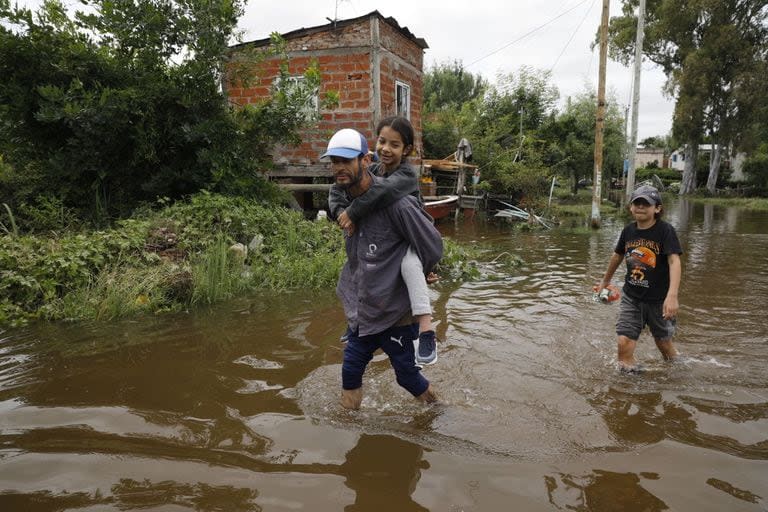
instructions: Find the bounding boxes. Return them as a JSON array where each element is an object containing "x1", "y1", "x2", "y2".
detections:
[{"x1": 598, "y1": 185, "x2": 683, "y2": 372}]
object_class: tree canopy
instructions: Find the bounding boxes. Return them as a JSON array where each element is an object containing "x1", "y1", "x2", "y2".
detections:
[
  {"x1": 0, "y1": 0, "x2": 317, "y2": 227},
  {"x1": 422, "y1": 63, "x2": 625, "y2": 203},
  {"x1": 608, "y1": 0, "x2": 768, "y2": 194}
]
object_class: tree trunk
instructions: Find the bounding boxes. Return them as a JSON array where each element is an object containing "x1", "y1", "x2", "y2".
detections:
[
  {"x1": 571, "y1": 169, "x2": 577, "y2": 195},
  {"x1": 679, "y1": 141, "x2": 698, "y2": 195},
  {"x1": 705, "y1": 143, "x2": 722, "y2": 194}
]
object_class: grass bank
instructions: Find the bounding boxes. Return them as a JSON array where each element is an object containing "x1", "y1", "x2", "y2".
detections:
[
  {"x1": 686, "y1": 195, "x2": 768, "y2": 210},
  {"x1": 546, "y1": 188, "x2": 624, "y2": 229},
  {"x1": 0, "y1": 193, "x2": 479, "y2": 328}
]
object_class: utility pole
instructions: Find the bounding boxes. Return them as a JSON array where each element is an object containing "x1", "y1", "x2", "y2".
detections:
[
  {"x1": 514, "y1": 107, "x2": 524, "y2": 162},
  {"x1": 625, "y1": 0, "x2": 646, "y2": 201},
  {"x1": 591, "y1": 0, "x2": 610, "y2": 229},
  {"x1": 623, "y1": 105, "x2": 629, "y2": 186}
]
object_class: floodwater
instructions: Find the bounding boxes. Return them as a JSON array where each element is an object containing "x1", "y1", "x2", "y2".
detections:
[{"x1": 1, "y1": 199, "x2": 767, "y2": 511}]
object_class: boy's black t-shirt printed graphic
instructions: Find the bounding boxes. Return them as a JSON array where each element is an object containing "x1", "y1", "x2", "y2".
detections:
[{"x1": 614, "y1": 220, "x2": 683, "y2": 302}]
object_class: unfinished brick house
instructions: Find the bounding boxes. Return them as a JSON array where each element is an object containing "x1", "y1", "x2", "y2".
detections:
[{"x1": 224, "y1": 11, "x2": 428, "y2": 207}]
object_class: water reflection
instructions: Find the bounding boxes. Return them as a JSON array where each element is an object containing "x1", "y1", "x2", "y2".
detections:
[
  {"x1": 545, "y1": 470, "x2": 668, "y2": 511},
  {"x1": 590, "y1": 386, "x2": 768, "y2": 459},
  {"x1": 1, "y1": 201, "x2": 767, "y2": 510},
  {"x1": 706, "y1": 477, "x2": 763, "y2": 505},
  {"x1": 341, "y1": 434, "x2": 429, "y2": 512},
  {"x1": 0, "y1": 480, "x2": 262, "y2": 511}
]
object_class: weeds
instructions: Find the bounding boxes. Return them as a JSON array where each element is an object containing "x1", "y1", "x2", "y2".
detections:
[
  {"x1": 1, "y1": 203, "x2": 19, "y2": 237},
  {"x1": 0, "y1": 193, "x2": 492, "y2": 328}
]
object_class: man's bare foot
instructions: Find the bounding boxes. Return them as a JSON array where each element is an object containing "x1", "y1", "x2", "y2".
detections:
[
  {"x1": 341, "y1": 388, "x2": 362, "y2": 409},
  {"x1": 417, "y1": 385, "x2": 438, "y2": 404}
]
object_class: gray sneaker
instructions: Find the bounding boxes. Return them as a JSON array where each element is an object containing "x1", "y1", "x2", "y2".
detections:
[{"x1": 414, "y1": 330, "x2": 438, "y2": 367}]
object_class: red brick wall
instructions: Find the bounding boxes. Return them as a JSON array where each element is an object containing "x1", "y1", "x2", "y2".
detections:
[
  {"x1": 377, "y1": 20, "x2": 424, "y2": 160},
  {"x1": 225, "y1": 14, "x2": 424, "y2": 166}
]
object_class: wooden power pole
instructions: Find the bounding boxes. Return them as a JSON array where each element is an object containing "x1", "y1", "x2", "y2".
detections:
[
  {"x1": 591, "y1": 0, "x2": 610, "y2": 229},
  {"x1": 626, "y1": 0, "x2": 646, "y2": 201}
]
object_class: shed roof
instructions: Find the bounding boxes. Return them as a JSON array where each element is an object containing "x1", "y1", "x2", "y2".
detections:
[{"x1": 231, "y1": 10, "x2": 429, "y2": 50}]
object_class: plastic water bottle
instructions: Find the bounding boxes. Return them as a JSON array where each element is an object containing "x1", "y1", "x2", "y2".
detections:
[{"x1": 598, "y1": 288, "x2": 611, "y2": 303}]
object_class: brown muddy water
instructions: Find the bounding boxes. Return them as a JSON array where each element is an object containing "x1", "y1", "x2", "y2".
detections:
[{"x1": 1, "y1": 199, "x2": 767, "y2": 511}]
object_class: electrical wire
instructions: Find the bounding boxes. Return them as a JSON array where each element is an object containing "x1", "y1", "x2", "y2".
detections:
[
  {"x1": 466, "y1": 0, "x2": 589, "y2": 68},
  {"x1": 549, "y1": 0, "x2": 599, "y2": 73}
]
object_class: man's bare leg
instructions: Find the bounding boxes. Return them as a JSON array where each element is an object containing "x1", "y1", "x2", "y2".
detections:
[
  {"x1": 341, "y1": 388, "x2": 363, "y2": 410},
  {"x1": 417, "y1": 385, "x2": 438, "y2": 404},
  {"x1": 654, "y1": 338, "x2": 678, "y2": 361},
  {"x1": 617, "y1": 335, "x2": 638, "y2": 370}
]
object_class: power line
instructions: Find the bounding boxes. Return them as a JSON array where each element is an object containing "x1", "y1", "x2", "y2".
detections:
[
  {"x1": 466, "y1": 0, "x2": 590, "y2": 68},
  {"x1": 549, "y1": 0, "x2": 598, "y2": 73}
]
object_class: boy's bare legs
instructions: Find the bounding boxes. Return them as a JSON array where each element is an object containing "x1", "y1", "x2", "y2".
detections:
[
  {"x1": 617, "y1": 335, "x2": 638, "y2": 370},
  {"x1": 618, "y1": 336, "x2": 678, "y2": 371},
  {"x1": 341, "y1": 388, "x2": 363, "y2": 410},
  {"x1": 654, "y1": 338, "x2": 678, "y2": 361}
]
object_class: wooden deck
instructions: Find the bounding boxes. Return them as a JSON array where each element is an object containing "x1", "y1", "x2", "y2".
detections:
[
  {"x1": 422, "y1": 159, "x2": 478, "y2": 172},
  {"x1": 266, "y1": 165, "x2": 333, "y2": 192}
]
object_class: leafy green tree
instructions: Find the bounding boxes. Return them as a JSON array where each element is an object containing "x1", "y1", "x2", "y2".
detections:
[
  {"x1": 541, "y1": 90, "x2": 625, "y2": 195},
  {"x1": 422, "y1": 60, "x2": 486, "y2": 159},
  {"x1": 463, "y1": 66, "x2": 559, "y2": 170},
  {"x1": 0, "y1": 0, "x2": 318, "y2": 227},
  {"x1": 639, "y1": 135, "x2": 672, "y2": 149},
  {"x1": 608, "y1": 0, "x2": 768, "y2": 195},
  {"x1": 463, "y1": 67, "x2": 587, "y2": 207},
  {"x1": 423, "y1": 60, "x2": 487, "y2": 113},
  {"x1": 743, "y1": 143, "x2": 768, "y2": 190}
]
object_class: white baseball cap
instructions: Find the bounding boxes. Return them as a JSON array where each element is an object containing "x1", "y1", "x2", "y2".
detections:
[{"x1": 321, "y1": 128, "x2": 369, "y2": 159}]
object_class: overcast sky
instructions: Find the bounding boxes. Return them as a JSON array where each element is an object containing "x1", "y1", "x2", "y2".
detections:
[{"x1": 241, "y1": 0, "x2": 675, "y2": 140}]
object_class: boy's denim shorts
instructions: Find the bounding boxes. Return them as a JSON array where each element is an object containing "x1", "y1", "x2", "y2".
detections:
[
  {"x1": 616, "y1": 294, "x2": 676, "y2": 341},
  {"x1": 342, "y1": 323, "x2": 429, "y2": 397}
]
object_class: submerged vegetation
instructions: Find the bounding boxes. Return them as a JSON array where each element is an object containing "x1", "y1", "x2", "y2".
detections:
[
  {"x1": 685, "y1": 195, "x2": 768, "y2": 211},
  {"x1": 0, "y1": 193, "x2": 483, "y2": 328},
  {"x1": 0, "y1": 194, "x2": 342, "y2": 327}
]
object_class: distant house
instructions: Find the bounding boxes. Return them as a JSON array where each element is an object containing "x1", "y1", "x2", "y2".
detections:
[
  {"x1": 668, "y1": 144, "x2": 714, "y2": 172},
  {"x1": 635, "y1": 147, "x2": 667, "y2": 169},
  {"x1": 224, "y1": 11, "x2": 428, "y2": 203},
  {"x1": 669, "y1": 144, "x2": 747, "y2": 181}
]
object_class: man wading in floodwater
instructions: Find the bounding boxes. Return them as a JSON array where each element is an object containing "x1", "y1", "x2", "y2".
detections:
[{"x1": 322, "y1": 128, "x2": 442, "y2": 409}]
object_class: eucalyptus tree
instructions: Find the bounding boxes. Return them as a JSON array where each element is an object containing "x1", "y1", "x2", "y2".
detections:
[{"x1": 608, "y1": 0, "x2": 768, "y2": 194}]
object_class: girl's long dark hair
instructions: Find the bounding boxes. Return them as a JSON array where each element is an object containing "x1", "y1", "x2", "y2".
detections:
[{"x1": 376, "y1": 116, "x2": 414, "y2": 149}]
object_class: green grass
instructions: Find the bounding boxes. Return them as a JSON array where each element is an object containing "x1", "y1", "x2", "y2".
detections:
[
  {"x1": 52, "y1": 265, "x2": 187, "y2": 321},
  {"x1": 191, "y1": 234, "x2": 247, "y2": 305},
  {"x1": 0, "y1": 192, "x2": 520, "y2": 328},
  {"x1": 548, "y1": 194, "x2": 624, "y2": 229},
  {"x1": 686, "y1": 195, "x2": 768, "y2": 210}
]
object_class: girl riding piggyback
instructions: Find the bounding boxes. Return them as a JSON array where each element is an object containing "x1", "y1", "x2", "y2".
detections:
[{"x1": 328, "y1": 116, "x2": 440, "y2": 367}]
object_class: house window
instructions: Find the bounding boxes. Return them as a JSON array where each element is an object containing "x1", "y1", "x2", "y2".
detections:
[
  {"x1": 672, "y1": 154, "x2": 677, "y2": 162},
  {"x1": 395, "y1": 81, "x2": 410, "y2": 119},
  {"x1": 276, "y1": 75, "x2": 318, "y2": 120}
]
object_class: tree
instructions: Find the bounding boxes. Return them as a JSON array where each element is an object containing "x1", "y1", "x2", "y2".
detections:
[
  {"x1": 423, "y1": 60, "x2": 487, "y2": 113},
  {"x1": 0, "y1": 0, "x2": 318, "y2": 226},
  {"x1": 541, "y1": 90, "x2": 625, "y2": 194},
  {"x1": 608, "y1": 0, "x2": 768, "y2": 195},
  {"x1": 422, "y1": 60, "x2": 486, "y2": 159},
  {"x1": 639, "y1": 135, "x2": 671, "y2": 149}
]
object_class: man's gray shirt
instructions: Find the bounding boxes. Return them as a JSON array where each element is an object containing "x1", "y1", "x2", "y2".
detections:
[{"x1": 336, "y1": 189, "x2": 443, "y2": 337}]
